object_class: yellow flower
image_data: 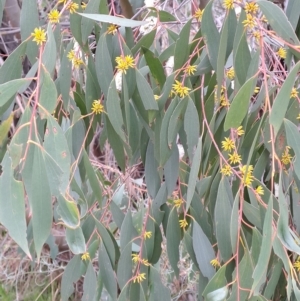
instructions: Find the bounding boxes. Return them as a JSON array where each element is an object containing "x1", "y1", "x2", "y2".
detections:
[
  {"x1": 107, "y1": 24, "x2": 119, "y2": 35},
  {"x1": 290, "y1": 88, "x2": 298, "y2": 98},
  {"x1": 255, "y1": 185, "x2": 264, "y2": 195},
  {"x1": 73, "y1": 57, "x2": 84, "y2": 68},
  {"x1": 210, "y1": 258, "x2": 220, "y2": 268},
  {"x1": 81, "y1": 1, "x2": 88, "y2": 9},
  {"x1": 115, "y1": 55, "x2": 135, "y2": 73},
  {"x1": 277, "y1": 47, "x2": 286, "y2": 59},
  {"x1": 67, "y1": 49, "x2": 76, "y2": 61},
  {"x1": 172, "y1": 80, "x2": 191, "y2": 98},
  {"x1": 144, "y1": 231, "x2": 152, "y2": 239},
  {"x1": 141, "y1": 259, "x2": 150, "y2": 266},
  {"x1": 194, "y1": 8, "x2": 204, "y2": 21},
  {"x1": 91, "y1": 100, "x2": 104, "y2": 114},
  {"x1": 132, "y1": 253, "x2": 139, "y2": 263},
  {"x1": 252, "y1": 31, "x2": 261, "y2": 42},
  {"x1": 223, "y1": 0, "x2": 234, "y2": 9},
  {"x1": 240, "y1": 165, "x2": 254, "y2": 187},
  {"x1": 185, "y1": 65, "x2": 197, "y2": 76},
  {"x1": 228, "y1": 152, "x2": 242, "y2": 164},
  {"x1": 179, "y1": 219, "x2": 188, "y2": 229},
  {"x1": 81, "y1": 252, "x2": 90, "y2": 261},
  {"x1": 294, "y1": 258, "x2": 300, "y2": 272},
  {"x1": 220, "y1": 164, "x2": 232, "y2": 176},
  {"x1": 220, "y1": 94, "x2": 229, "y2": 107},
  {"x1": 58, "y1": 0, "x2": 68, "y2": 4},
  {"x1": 281, "y1": 146, "x2": 292, "y2": 165},
  {"x1": 173, "y1": 198, "x2": 183, "y2": 209},
  {"x1": 297, "y1": 114, "x2": 300, "y2": 120},
  {"x1": 254, "y1": 86, "x2": 260, "y2": 94},
  {"x1": 221, "y1": 137, "x2": 235, "y2": 152},
  {"x1": 48, "y1": 9, "x2": 60, "y2": 24},
  {"x1": 154, "y1": 95, "x2": 160, "y2": 100},
  {"x1": 31, "y1": 27, "x2": 46, "y2": 45},
  {"x1": 67, "y1": 2, "x2": 79, "y2": 13},
  {"x1": 226, "y1": 67, "x2": 235, "y2": 80},
  {"x1": 236, "y1": 126, "x2": 244, "y2": 136},
  {"x1": 133, "y1": 273, "x2": 146, "y2": 283},
  {"x1": 244, "y1": 2, "x2": 259, "y2": 14},
  {"x1": 242, "y1": 14, "x2": 256, "y2": 29}
]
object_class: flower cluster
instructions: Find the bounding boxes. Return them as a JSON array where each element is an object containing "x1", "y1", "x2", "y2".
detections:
[
  {"x1": 244, "y1": 2, "x2": 259, "y2": 14},
  {"x1": 210, "y1": 258, "x2": 221, "y2": 268},
  {"x1": 31, "y1": 27, "x2": 46, "y2": 45},
  {"x1": 226, "y1": 67, "x2": 235, "y2": 80},
  {"x1": 220, "y1": 164, "x2": 232, "y2": 176},
  {"x1": 107, "y1": 24, "x2": 119, "y2": 35},
  {"x1": 215, "y1": 85, "x2": 229, "y2": 107},
  {"x1": 144, "y1": 231, "x2": 152, "y2": 239},
  {"x1": 173, "y1": 198, "x2": 183, "y2": 209},
  {"x1": 67, "y1": 2, "x2": 79, "y2": 13},
  {"x1": 222, "y1": 137, "x2": 235, "y2": 152},
  {"x1": 115, "y1": 55, "x2": 135, "y2": 73},
  {"x1": 67, "y1": 49, "x2": 84, "y2": 68},
  {"x1": 194, "y1": 8, "x2": 204, "y2": 21},
  {"x1": 81, "y1": 252, "x2": 90, "y2": 261},
  {"x1": 133, "y1": 273, "x2": 146, "y2": 283},
  {"x1": 48, "y1": 9, "x2": 60, "y2": 24},
  {"x1": 242, "y1": 13, "x2": 256, "y2": 29},
  {"x1": 132, "y1": 254, "x2": 150, "y2": 266},
  {"x1": 223, "y1": 0, "x2": 234, "y2": 10},
  {"x1": 281, "y1": 146, "x2": 293, "y2": 165},
  {"x1": 91, "y1": 100, "x2": 104, "y2": 114},
  {"x1": 277, "y1": 47, "x2": 287, "y2": 59},
  {"x1": 290, "y1": 88, "x2": 298, "y2": 98},
  {"x1": 172, "y1": 80, "x2": 191, "y2": 98},
  {"x1": 179, "y1": 219, "x2": 188, "y2": 229},
  {"x1": 185, "y1": 65, "x2": 197, "y2": 76},
  {"x1": 255, "y1": 185, "x2": 264, "y2": 195},
  {"x1": 240, "y1": 165, "x2": 254, "y2": 187}
]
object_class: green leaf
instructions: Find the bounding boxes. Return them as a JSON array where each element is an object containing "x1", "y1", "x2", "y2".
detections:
[
  {"x1": 66, "y1": 227, "x2": 86, "y2": 254},
  {"x1": 0, "y1": 79, "x2": 28, "y2": 107},
  {"x1": 44, "y1": 115, "x2": 71, "y2": 195},
  {"x1": 251, "y1": 197, "x2": 273, "y2": 294},
  {"x1": 117, "y1": 242, "x2": 133, "y2": 289},
  {"x1": 203, "y1": 265, "x2": 227, "y2": 297},
  {"x1": 193, "y1": 221, "x2": 215, "y2": 280},
  {"x1": 82, "y1": 261, "x2": 97, "y2": 301},
  {"x1": 168, "y1": 100, "x2": 187, "y2": 146},
  {"x1": 106, "y1": 79, "x2": 126, "y2": 141},
  {"x1": 0, "y1": 156, "x2": 30, "y2": 258},
  {"x1": 149, "y1": 266, "x2": 171, "y2": 301},
  {"x1": 166, "y1": 208, "x2": 181, "y2": 277},
  {"x1": 145, "y1": 140, "x2": 160, "y2": 198},
  {"x1": 284, "y1": 119, "x2": 300, "y2": 182},
  {"x1": 22, "y1": 141, "x2": 52, "y2": 261},
  {"x1": 57, "y1": 194, "x2": 80, "y2": 229},
  {"x1": 184, "y1": 98, "x2": 200, "y2": 159},
  {"x1": 79, "y1": 13, "x2": 148, "y2": 27},
  {"x1": 83, "y1": 150, "x2": 102, "y2": 205},
  {"x1": 186, "y1": 138, "x2": 202, "y2": 210},
  {"x1": 0, "y1": 113, "x2": 13, "y2": 145},
  {"x1": 98, "y1": 242, "x2": 118, "y2": 301},
  {"x1": 0, "y1": 41, "x2": 27, "y2": 84},
  {"x1": 227, "y1": 249, "x2": 253, "y2": 301},
  {"x1": 135, "y1": 69, "x2": 159, "y2": 110},
  {"x1": 201, "y1": 0, "x2": 220, "y2": 70},
  {"x1": 215, "y1": 178, "x2": 233, "y2": 262},
  {"x1": 174, "y1": 19, "x2": 191, "y2": 70},
  {"x1": 164, "y1": 145, "x2": 179, "y2": 196},
  {"x1": 39, "y1": 68, "x2": 57, "y2": 119},
  {"x1": 42, "y1": 24, "x2": 57, "y2": 75},
  {"x1": 95, "y1": 33, "x2": 114, "y2": 98},
  {"x1": 230, "y1": 194, "x2": 239, "y2": 254},
  {"x1": 257, "y1": 0, "x2": 300, "y2": 45},
  {"x1": 61, "y1": 255, "x2": 87, "y2": 301},
  {"x1": 269, "y1": 61, "x2": 300, "y2": 137},
  {"x1": 234, "y1": 32, "x2": 251, "y2": 86},
  {"x1": 142, "y1": 47, "x2": 166, "y2": 87},
  {"x1": 224, "y1": 75, "x2": 257, "y2": 131},
  {"x1": 81, "y1": 0, "x2": 101, "y2": 44},
  {"x1": 20, "y1": 0, "x2": 39, "y2": 63},
  {"x1": 132, "y1": 30, "x2": 157, "y2": 55},
  {"x1": 206, "y1": 286, "x2": 228, "y2": 301}
]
